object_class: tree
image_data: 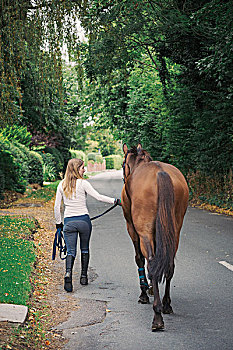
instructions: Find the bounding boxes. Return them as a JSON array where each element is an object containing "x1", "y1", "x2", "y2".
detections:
[
  {"x1": 76, "y1": 0, "x2": 233, "y2": 175},
  {"x1": 0, "y1": 0, "x2": 80, "y2": 150}
]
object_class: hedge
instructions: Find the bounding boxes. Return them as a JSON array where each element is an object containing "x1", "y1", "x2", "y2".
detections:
[
  {"x1": 43, "y1": 146, "x2": 64, "y2": 177},
  {"x1": 70, "y1": 149, "x2": 86, "y2": 163},
  {"x1": 87, "y1": 153, "x2": 103, "y2": 164},
  {"x1": 28, "y1": 151, "x2": 44, "y2": 186},
  {"x1": 57, "y1": 147, "x2": 70, "y2": 172},
  {"x1": 0, "y1": 168, "x2": 5, "y2": 199},
  {"x1": 38, "y1": 147, "x2": 64, "y2": 180},
  {"x1": 0, "y1": 136, "x2": 29, "y2": 193},
  {"x1": 105, "y1": 155, "x2": 123, "y2": 170}
]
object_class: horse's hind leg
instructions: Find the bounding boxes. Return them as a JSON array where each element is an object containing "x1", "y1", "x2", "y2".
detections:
[
  {"x1": 162, "y1": 264, "x2": 175, "y2": 314},
  {"x1": 151, "y1": 280, "x2": 164, "y2": 331}
]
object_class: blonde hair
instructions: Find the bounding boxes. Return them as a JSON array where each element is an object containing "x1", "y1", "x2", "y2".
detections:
[{"x1": 62, "y1": 158, "x2": 84, "y2": 198}]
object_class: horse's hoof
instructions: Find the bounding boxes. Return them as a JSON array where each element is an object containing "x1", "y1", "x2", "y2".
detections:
[
  {"x1": 148, "y1": 285, "x2": 154, "y2": 296},
  {"x1": 152, "y1": 312, "x2": 164, "y2": 331},
  {"x1": 152, "y1": 322, "x2": 164, "y2": 332},
  {"x1": 162, "y1": 305, "x2": 173, "y2": 314},
  {"x1": 138, "y1": 295, "x2": 150, "y2": 304}
]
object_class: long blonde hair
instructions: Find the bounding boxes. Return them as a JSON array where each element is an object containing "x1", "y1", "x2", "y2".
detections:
[{"x1": 62, "y1": 158, "x2": 84, "y2": 198}]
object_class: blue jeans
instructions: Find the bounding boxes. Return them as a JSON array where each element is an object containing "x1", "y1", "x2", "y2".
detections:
[{"x1": 63, "y1": 215, "x2": 92, "y2": 258}]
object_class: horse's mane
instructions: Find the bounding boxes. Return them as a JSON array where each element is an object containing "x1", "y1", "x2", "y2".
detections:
[
  {"x1": 129, "y1": 146, "x2": 138, "y2": 156},
  {"x1": 129, "y1": 146, "x2": 153, "y2": 165}
]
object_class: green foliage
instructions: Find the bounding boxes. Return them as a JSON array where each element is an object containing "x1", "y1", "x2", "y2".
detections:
[
  {"x1": 57, "y1": 146, "x2": 71, "y2": 173},
  {"x1": 187, "y1": 170, "x2": 233, "y2": 210},
  {"x1": 95, "y1": 154, "x2": 104, "y2": 164},
  {"x1": 87, "y1": 153, "x2": 103, "y2": 164},
  {"x1": 43, "y1": 163, "x2": 56, "y2": 182},
  {"x1": 79, "y1": 70, "x2": 129, "y2": 142},
  {"x1": 0, "y1": 168, "x2": 5, "y2": 200},
  {"x1": 105, "y1": 155, "x2": 123, "y2": 170},
  {"x1": 39, "y1": 147, "x2": 64, "y2": 180},
  {"x1": 87, "y1": 153, "x2": 97, "y2": 162},
  {"x1": 124, "y1": 62, "x2": 165, "y2": 159},
  {"x1": 90, "y1": 129, "x2": 122, "y2": 157},
  {"x1": 62, "y1": 63, "x2": 91, "y2": 150},
  {"x1": 0, "y1": 125, "x2": 32, "y2": 146},
  {"x1": 0, "y1": 216, "x2": 37, "y2": 305},
  {"x1": 44, "y1": 147, "x2": 64, "y2": 176},
  {"x1": 1, "y1": 1, "x2": 82, "y2": 157},
  {"x1": 28, "y1": 151, "x2": 44, "y2": 186},
  {"x1": 1, "y1": 0, "x2": 233, "y2": 205},
  {"x1": 69, "y1": 149, "x2": 86, "y2": 163},
  {"x1": 76, "y1": 0, "x2": 233, "y2": 178},
  {"x1": 0, "y1": 136, "x2": 29, "y2": 193}
]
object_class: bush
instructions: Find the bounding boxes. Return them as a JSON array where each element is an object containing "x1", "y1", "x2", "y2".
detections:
[
  {"x1": 87, "y1": 152, "x2": 97, "y2": 162},
  {"x1": 57, "y1": 146, "x2": 70, "y2": 173},
  {"x1": 96, "y1": 154, "x2": 103, "y2": 164},
  {"x1": 43, "y1": 147, "x2": 64, "y2": 177},
  {"x1": 70, "y1": 149, "x2": 86, "y2": 163},
  {"x1": 87, "y1": 153, "x2": 103, "y2": 164},
  {"x1": 38, "y1": 147, "x2": 65, "y2": 181},
  {"x1": 14, "y1": 141, "x2": 31, "y2": 183},
  {"x1": 0, "y1": 168, "x2": 5, "y2": 200},
  {"x1": 0, "y1": 136, "x2": 29, "y2": 193},
  {"x1": 187, "y1": 169, "x2": 233, "y2": 210},
  {"x1": 43, "y1": 163, "x2": 56, "y2": 182},
  {"x1": 105, "y1": 155, "x2": 123, "y2": 170},
  {"x1": 28, "y1": 151, "x2": 44, "y2": 186},
  {"x1": 39, "y1": 153, "x2": 56, "y2": 181},
  {"x1": 0, "y1": 125, "x2": 32, "y2": 147}
]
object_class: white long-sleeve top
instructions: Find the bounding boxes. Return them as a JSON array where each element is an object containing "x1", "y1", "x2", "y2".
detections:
[{"x1": 54, "y1": 179, "x2": 115, "y2": 224}]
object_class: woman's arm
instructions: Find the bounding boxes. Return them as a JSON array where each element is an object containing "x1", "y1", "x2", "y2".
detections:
[
  {"x1": 83, "y1": 180, "x2": 115, "y2": 204},
  {"x1": 54, "y1": 182, "x2": 63, "y2": 224}
]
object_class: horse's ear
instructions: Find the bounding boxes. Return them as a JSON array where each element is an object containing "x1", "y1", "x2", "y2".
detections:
[
  {"x1": 137, "y1": 143, "x2": 142, "y2": 154},
  {"x1": 123, "y1": 143, "x2": 128, "y2": 155}
]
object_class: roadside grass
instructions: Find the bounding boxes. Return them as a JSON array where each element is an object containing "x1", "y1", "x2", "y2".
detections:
[
  {"x1": 0, "y1": 183, "x2": 67, "y2": 349},
  {"x1": 0, "y1": 216, "x2": 37, "y2": 305},
  {"x1": 24, "y1": 180, "x2": 61, "y2": 202}
]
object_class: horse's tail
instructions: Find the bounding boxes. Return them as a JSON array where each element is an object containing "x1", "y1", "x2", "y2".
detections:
[{"x1": 148, "y1": 171, "x2": 177, "y2": 284}]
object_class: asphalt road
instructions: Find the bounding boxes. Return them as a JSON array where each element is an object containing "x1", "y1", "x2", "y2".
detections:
[{"x1": 56, "y1": 170, "x2": 233, "y2": 350}]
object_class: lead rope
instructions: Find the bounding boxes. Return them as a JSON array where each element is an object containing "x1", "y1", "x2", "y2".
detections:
[{"x1": 90, "y1": 202, "x2": 118, "y2": 221}]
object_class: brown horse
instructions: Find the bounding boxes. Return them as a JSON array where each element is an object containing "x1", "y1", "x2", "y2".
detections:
[{"x1": 121, "y1": 144, "x2": 189, "y2": 331}]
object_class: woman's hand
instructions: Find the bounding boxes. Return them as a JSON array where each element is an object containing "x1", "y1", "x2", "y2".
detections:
[
  {"x1": 114, "y1": 198, "x2": 122, "y2": 206},
  {"x1": 56, "y1": 223, "x2": 63, "y2": 230}
]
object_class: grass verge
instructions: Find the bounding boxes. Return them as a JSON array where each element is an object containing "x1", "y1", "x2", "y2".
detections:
[
  {"x1": 23, "y1": 181, "x2": 60, "y2": 203},
  {"x1": 0, "y1": 184, "x2": 70, "y2": 349},
  {"x1": 0, "y1": 216, "x2": 37, "y2": 305}
]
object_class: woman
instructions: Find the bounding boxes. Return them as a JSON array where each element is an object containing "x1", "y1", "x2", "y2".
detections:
[{"x1": 54, "y1": 158, "x2": 121, "y2": 292}]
